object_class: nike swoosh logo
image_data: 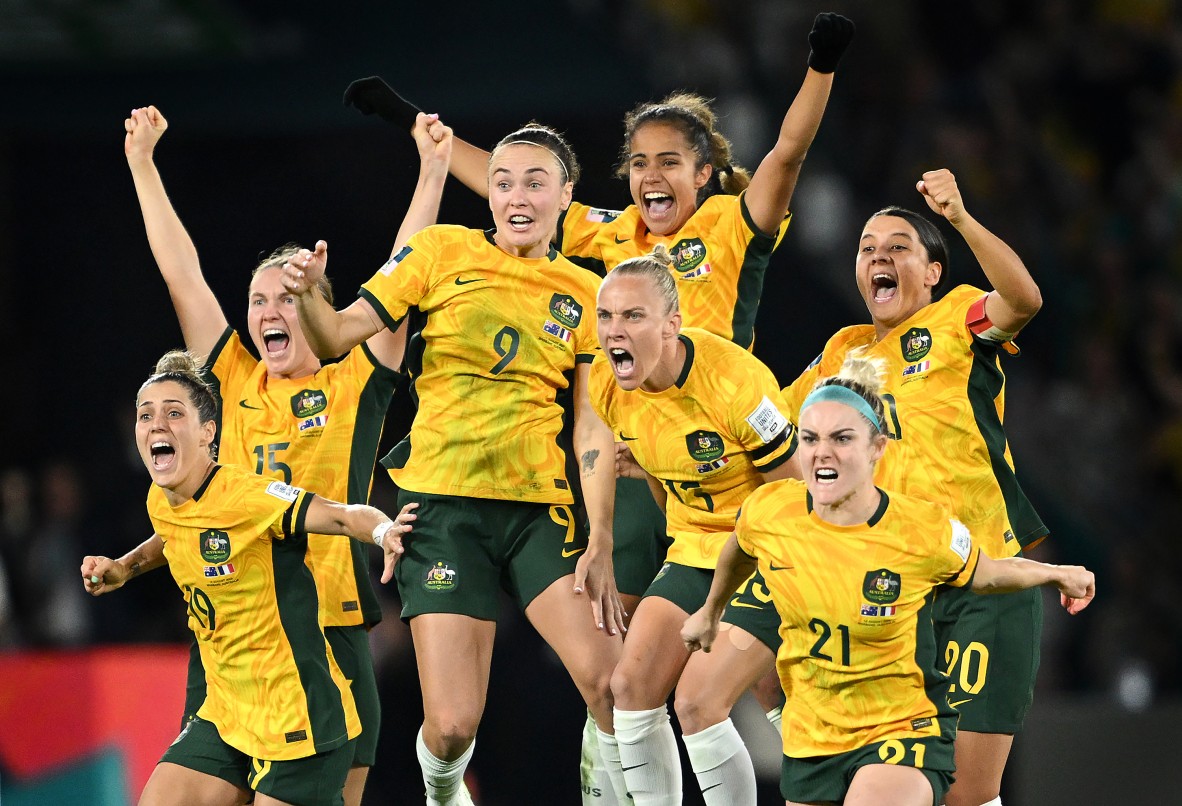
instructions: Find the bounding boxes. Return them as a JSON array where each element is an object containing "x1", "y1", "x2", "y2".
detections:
[
  {"x1": 949, "y1": 698, "x2": 972, "y2": 708},
  {"x1": 728, "y1": 600, "x2": 762, "y2": 609},
  {"x1": 619, "y1": 434, "x2": 638, "y2": 441},
  {"x1": 454, "y1": 276, "x2": 485, "y2": 285},
  {"x1": 239, "y1": 400, "x2": 262, "y2": 410},
  {"x1": 621, "y1": 763, "x2": 647, "y2": 772},
  {"x1": 562, "y1": 547, "x2": 586, "y2": 558},
  {"x1": 701, "y1": 783, "x2": 723, "y2": 793},
  {"x1": 768, "y1": 563, "x2": 794, "y2": 571},
  {"x1": 613, "y1": 236, "x2": 631, "y2": 244}
]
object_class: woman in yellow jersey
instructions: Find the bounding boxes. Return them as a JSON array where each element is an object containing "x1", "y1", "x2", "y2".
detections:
[
  {"x1": 80, "y1": 105, "x2": 448, "y2": 805},
  {"x1": 282, "y1": 124, "x2": 627, "y2": 806},
  {"x1": 591, "y1": 247, "x2": 799, "y2": 805},
  {"x1": 683, "y1": 357, "x2": 1094, "y2": 806},
  {"x1": 782, "y1": 170, "x2": 1048, "y2": 806},
  {"x1": 82, "y1": 352, "x2": 414, "y2": 806}
]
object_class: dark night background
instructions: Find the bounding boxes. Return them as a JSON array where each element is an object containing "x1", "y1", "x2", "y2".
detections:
[{"x1": 1, "y1": 1, "x2": 1180, "y2": 803}]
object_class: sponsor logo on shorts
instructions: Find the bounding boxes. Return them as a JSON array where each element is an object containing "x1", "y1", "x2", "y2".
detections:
[
  {"x1": 949, "y1": 698, "x2": 972, "y2": 709},
  {"x1": 199, "y1": 529, "x2": 231, "y2": 563},
  {"x1": 549, "y1": 293, "x2": 584, "y2": 328},
  {"x1": 862, "y1": 568, "x2": 901, "y2": 604},
  {"x1": 900, "y1": 327, "x2": 933, "y2": 362},
  {"x1": 291, "y1": 388, "x2": 328, "y2": 418},
  {"x1": 424, "y1": 561, "x2": 458, "y2": 592},
  {"x1": 170, "y1": 719, "x2": 195, "y2": 746},
  {"x1": 910, "y1": 718, "x2": 933, "y2": 730},
  {"x1": 653, "y1": 563, "x2": 671, "y2": 583},
  {"x1": 686, "y1": 429, "x2": 725, "y2": 462}
]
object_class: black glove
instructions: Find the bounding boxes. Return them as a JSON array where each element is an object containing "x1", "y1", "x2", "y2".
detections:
[
  {"x1": 343, "y1": 76, "x2": 423, "y2": 128},
  {"x1": 807, "y1": 13, "x2": 855, "y2": 74}
]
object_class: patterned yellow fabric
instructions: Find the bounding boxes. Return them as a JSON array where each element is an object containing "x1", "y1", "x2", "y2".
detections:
[
  {"x1": 557, "y1": 194, "x2": 789, "y2": 348},
  {"x1": 361, "y1": 225, "x2": 601, "y2": 503},
  {"x1": 590, "y1": 328, "x2": 796, "y2": 567},
  {"x1": 205, "y1": 329, "x2": 397, "y2": 628},
  {"x1": 782, "y1": 285, "x2": 1046, "y2": 556},
  {"x1": 149, "y1": 464, "x2": 360, "y2": 760},
  {"x1": 736, "y1": 479, "x2": 980, "y2": 757}
]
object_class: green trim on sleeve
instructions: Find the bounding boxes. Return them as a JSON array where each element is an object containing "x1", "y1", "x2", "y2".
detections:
[
  {"x1": 731, "y1": 196, "x2": 780, "y2": 350},
  {"x1": 358, "y1": 287, "x2": 405, "y2": 334},
  {"x1": 202, "y1": 326, "x2": 235, "y2": 374}
]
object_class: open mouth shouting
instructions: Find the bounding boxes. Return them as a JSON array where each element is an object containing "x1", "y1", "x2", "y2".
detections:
[
  {"x1": 814, "y1": 467, "x2": 838, "y2": 485},
  {"x1": 262, "y1": 327, "x2": 290, "y2": 356},
  {"x1": 149, "y1": 440, "x2": 177, "y2": 473},
  {"x1": 508, "y1": 214, "x2": 534, "y2": 233},
  {"x1": 609, "y1": 347, "x2": 636, "y2": 381},
  {"x1": 870, "y1": 272, "x2": 899, "y2": 304}
]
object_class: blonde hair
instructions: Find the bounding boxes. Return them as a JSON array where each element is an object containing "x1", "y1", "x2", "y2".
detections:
[
  {"x1": 608, "y1": 245, "x2": 679, "y2": 315},
  {"x1": 811, "y1": 352, "x2": 888, "y2": 435},
  {"x1": 253, "y1": 243, "x2": 334, "y2": 305},
  {"x1": 616, "y1": 92, "x2": 750, "y2": 203}
]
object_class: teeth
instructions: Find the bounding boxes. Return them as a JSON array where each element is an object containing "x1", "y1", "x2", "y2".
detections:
[
  {"x1": 816, "y1": 469, "x2": 837, "y2": 480},
  {"x1": 644, "y1": 192, "x2": 671, "y2": 201},
  {"x1": 611, "y1": 348, "x2": 626, "y2": 355},
  {"x1": 509, "y1": 215, "x2": 532, "y2": 224},
  {"x1": 152, "y1": 441, "x2": 169, "y2": 449}
]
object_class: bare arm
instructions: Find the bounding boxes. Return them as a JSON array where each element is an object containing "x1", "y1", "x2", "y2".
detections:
[
  {"x1": 681, "y1": 534, "x2": 759, "y2": 652},
  {"x1": 971, "y1": 553, "x2": 1095, "y2": 615},
  {"x1": 282, "y1": 242, "x2": 384, "y2": 359},
  {"x1": 364, "y1": 112, "x2": 454, "y2": 370},
  {"x1": 124, "y1": 107, "x2": 228, "y2": 359},
  {"x1": 81, "y1": 533, "x2": 167, "y2": 596},
  {"x1": 302, "y1": 497, "x2": 417, "y2": 584},
  {"x1": 572, "y1": 362, "x2": 625, "y2": 634},
  {"x1": 916, "y1": 169, "x2": 1042, "y2": 333},
  {"x1": 449, "y1": 135, "x2": 491, "y2": 199}
]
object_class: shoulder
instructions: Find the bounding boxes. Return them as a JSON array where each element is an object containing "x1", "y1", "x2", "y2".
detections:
[
  {"x1": 566, "y1": 200, "x2": 635, "y2": 226},
  {"x1": 742, "y1": 479, "x2": 808, "y2": 523},
  {"x1": 929, "y1": 284, "x2": 987, "y2": 322}
]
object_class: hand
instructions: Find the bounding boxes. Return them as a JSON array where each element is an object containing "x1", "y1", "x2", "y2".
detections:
[
  {"x1": 81, "y1": 555, "x2": 129, "y2": 596},
  {"x1": 573, "y1": 545, "x2": 627, "y2": 636},
  {"x1": 615, "y1": 442, "x2": 646, "y2": 480},
  {"x1": 916, "y1": 169, "x2": 967, "y2": 226},
  {"x1": 1055, "y1": 565, "x2": 1096, "y2": 615},
  {"x1": 412, "y1": 112, "x2": 453, "y2": 173},
  {"x1": 377, "y1": 502, "x2": 418, "y2": 584},
  {"x1": 681, "y1": 608, "x2": 720, "y2": 653},
  {"x1": 807, "y1": 13, "x2": 855, "y2": 74},
  {"x1": 124, "y1": 106, "x2": 168, "y2": 162},
  {"x1": 281, "y1": 240, "x2": 329, "y2": 297},
  {"x1": 343, "y1": 76, "x2": 423, "y2": 130}
]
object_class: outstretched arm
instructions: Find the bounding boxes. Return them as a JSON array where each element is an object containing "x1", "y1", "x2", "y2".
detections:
[
  {"x1": 744, "y1": 13, "x2": 853, "y2": 235},
  {"x1": 573, "y1": 363, "x2": 625, "y2": 635},
  {"x1": 81, "y1": 533, "x2": 166, "y2": 596},
  {"x1": 364, "y1": 112, "x2": 454, "y2": 370},
  {"x1": 916, "y1": 169, "x2": 1043, "y2": 333},
  {"x1": 303, "y1": 497, "x2": 418, "y2": 584},
  {"x1": 681, "y1": 534, "x2": 758, "y2": 653},
  {"x1": 125, "y1": 107, "x2": 229, "y2": 359},
  {"x1": 971, "y1": 553, "x2": 1095, "y2": 615},
  {"x1": 283, "y1": 242, "x2": 384, "y2": 358}
]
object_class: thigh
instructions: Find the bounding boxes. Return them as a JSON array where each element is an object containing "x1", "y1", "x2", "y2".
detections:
[
  {"x1": 393, "y1": 491, "x2": 501, "y2": 621},
  {"x1": 845, "y1": 763, "x2": 936, "y2": 806},
  {"x1": 157, "y1": 715, "x2": 250, "y2": 794},
  {"x1": 250, "y1": 741, "x2": 356, "y2": 806},
  {"x1": 935, "y1": 583, "x2": 1043, "y2": 732},
  {"x1": 410, "y1": 612, "x2": 497, "y2": 729},
  {"x1": 611, "y1": 594, "x2": 696, "y2": 710},
  {"x1": 325, "y1": 625, "x2": 380, "y2": 768},
  {"x1": 676, "y1": 623, "x2": 776, "y2": 723},
  {"x1": 611, "y1": 476, "x2": 671, "y2": 597},
  {"x1": 139, "y1": 761, "x2": 250, "y2": 806}
]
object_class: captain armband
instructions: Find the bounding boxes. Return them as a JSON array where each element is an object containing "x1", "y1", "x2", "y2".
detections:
[{"x1": 966, "y1": 296, "x2": 1017, "y2": 344}]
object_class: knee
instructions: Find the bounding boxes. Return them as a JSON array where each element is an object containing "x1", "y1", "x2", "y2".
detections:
[
  {"x1": 422, "y1": 711, "x2": 479, "y2": 760},
  {"x1": 673, "y1": 686, "x2": 728, "y2": 735}
]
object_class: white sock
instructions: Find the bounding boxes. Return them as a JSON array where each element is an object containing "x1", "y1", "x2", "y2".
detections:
[
  {"x1": 765, "y1": 705, "x2": 783, "y2": 735},
  {"x1": 978, "y1": 799, "x2": 1002, "y2": 806},
  {"x1": 596, "y1": 725, "x2": 631, "y2": 803},
  {"x1": 682, "y1": 718, "x2": 757, "y2": 806},
  {"x1": 416, "y1": 726, "x2": 474, "y2": 806},
  {"x1": 613, "y1": 706, "x2": 681, "y2": 806},
  {"x1": 581, "y1": 712, "x2": 620, "y2": 804}
]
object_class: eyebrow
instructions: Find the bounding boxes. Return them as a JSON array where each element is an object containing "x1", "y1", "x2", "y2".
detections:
[
  {"x1": 492, "y1": 166, "x2": 551, "y2": 176},
  {"x1": 138, "y1": 399, "x2": 185, "y2": 407},
  {"x1": 861, "y1": 231, "x2": 913, "y2": 241},
  {"x1": 630, "y1": 150, "x2": 682, "y2": 160}
]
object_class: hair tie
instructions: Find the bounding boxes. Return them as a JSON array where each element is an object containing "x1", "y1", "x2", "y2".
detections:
[{"x1": 719, "y1": 164, "x2": 733, "y2": 175}]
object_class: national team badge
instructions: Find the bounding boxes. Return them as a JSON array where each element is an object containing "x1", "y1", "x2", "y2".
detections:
[
  {"x1": 900, "y1": 327, "x2": 932, "y2": 362},
  {"x1": 862, "y1": 568, "x2": 901, "y2": 604},
  {"x1": 549, "y1": 294, "x2": 584, "y2": 329},
  {"x1": 291, "y1": 388, "x2": 328, "y2": 418},
  {"x1": 670, "y1": 238, "x2": 707, "y2": 273},
  {"x1": 685, "y1": 429, "x2": 725, "y2": 462},
  {"x1": 423, "y1": 561, "x2": 458, "y2": 592},
  {"x1": 199, "y1": 529, "x2": 231, "y2": 564}
]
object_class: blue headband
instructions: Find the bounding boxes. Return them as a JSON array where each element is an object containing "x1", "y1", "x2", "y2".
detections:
[{"x1": 800, "y1": 385, "x2": 883, "y2": 431}]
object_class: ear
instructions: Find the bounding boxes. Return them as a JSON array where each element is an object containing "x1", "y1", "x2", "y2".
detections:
[
  {"x1": 924, "y1": 261, "x2": 943, "y2": 290},
  {"x1": 559, "y1": 180, "x2": 574, "y2": 211},
  {"x1": 664, "y1": 310, "x2": 682, "y2": 339},
  {"x1": 200, "y1": 419, "x2": 217, "y2": 452},
  {"x1": 694, "y1": 162, "x2": 713, "y2": 190},
  {"x1": 869, "y1": 432, "x2": 888, "y2": 464}
]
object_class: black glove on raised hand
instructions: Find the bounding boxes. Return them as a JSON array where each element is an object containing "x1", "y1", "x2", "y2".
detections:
[
  {"x1": 343, "y1": 76, "x2": 423, "y2": 128},
  {"x1": 807, "y1": 13, "x2": 855, "y2": 74}
]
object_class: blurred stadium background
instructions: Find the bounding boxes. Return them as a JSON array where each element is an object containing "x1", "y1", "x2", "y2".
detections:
[{"x1": 0, "y1": 1, "x2": 1179, "y2": 803}]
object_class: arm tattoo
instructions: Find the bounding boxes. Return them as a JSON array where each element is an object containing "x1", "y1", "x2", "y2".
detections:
[{"x1": 580, "y1": 449, "x2": 600, "y2": 475}]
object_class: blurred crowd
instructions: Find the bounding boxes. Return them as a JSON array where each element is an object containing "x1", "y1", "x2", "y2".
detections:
[{"x1": 1, "y1": 0, "x2": 1179, "y2": 799}]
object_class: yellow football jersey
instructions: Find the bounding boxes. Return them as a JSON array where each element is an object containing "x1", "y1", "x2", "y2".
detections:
[
  {"x1": 205, "y1": 329, "x2": 399, "y2": 628},
  {"x1": 783, "y1": 285, "x2": 1046, "y2": 557},
  {"x1": 736, "y1": 479, "x2": 980, "y2": 758},
  {"x1": 590, "y1": 328, "x2": 796, "y2": 568},
  {"x1": 361, "y1": 225, "x2": 601, "y2": 504},
  {"x1": 556, "y1": 194, "x2": 789, "y2": 348},
  {"x1": 149, "y1": 464, "x2": 361, "y2": 760}
]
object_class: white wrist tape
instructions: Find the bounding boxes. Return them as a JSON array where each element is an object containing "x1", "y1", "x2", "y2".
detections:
[{"x1": 372, "y1": 521, "x2": 396, "y2": 548}]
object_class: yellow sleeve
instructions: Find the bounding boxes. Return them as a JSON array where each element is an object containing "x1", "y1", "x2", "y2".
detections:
[
  {"x1": 938, "y1": 517, "x2": 981, "y2": 589},
  {"x1": 729, "y1": 357, "x2": 797, "y2": 470},
  {"x1": 358, "y1": 229, "x2": 440, "y2": 331},
  {"x1": 203, "y1": 329, "x2": 257, "y2": 402},
  {"x1": 558, "y1": 200, "x2": 624, "y2": 261}
]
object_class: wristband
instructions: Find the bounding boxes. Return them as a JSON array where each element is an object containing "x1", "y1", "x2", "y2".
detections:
[{"x1": 372, "y1": 521, "x2": 396, "y2": 548}]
